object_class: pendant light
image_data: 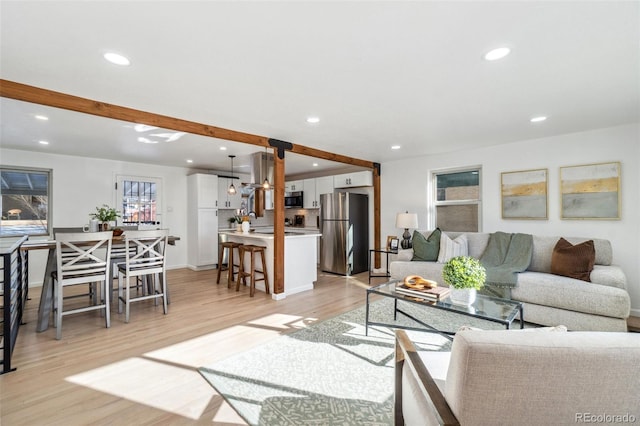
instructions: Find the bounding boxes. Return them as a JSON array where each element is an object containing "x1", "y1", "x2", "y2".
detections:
[
  {"x1": 262, "y1": 147, "x2": 271, "y2": 189},
  {"x1": 227, "y1": 155, "x2": 236, "y2": 195}
]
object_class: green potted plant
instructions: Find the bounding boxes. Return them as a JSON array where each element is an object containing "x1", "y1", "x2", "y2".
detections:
[
  {"x1": 442, "y1": 255, "x2": 486, "y2": 305},
  {"x1": 228, "y1": 215, "x2": 243, "y2": 231},
  {"x1": 90, "y1": 204, "x2": 121, "y2": 231}
]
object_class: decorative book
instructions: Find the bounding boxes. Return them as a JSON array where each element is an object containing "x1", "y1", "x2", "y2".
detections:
[{"x1": 395, "y1": 284, "x2": 451, "y2": 300}]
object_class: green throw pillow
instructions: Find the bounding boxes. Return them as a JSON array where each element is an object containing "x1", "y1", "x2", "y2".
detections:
[{"x1": 412, "y1": 228, "x2": 441, "y2": 261}]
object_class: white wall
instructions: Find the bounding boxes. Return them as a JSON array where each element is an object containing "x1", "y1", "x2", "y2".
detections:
[
  {"x1": 380, "y1": 123, "x2": 640, "y2": 315},
  {"x1": 1, "y1": 149, "x2": 191, "y2": 285}
]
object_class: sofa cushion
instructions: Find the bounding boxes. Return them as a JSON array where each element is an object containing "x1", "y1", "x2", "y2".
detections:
[
  {"x1": 511, "y1": 271, "x2": 630, "y2": 319},
  {"x1": 437, "y1": 234, "x2": 468, "y2": 263},
  {"x1": 412, "y1": 228, "x2": 441, "y2": 261},
  {"x1": 550, "y1": 238, "x2": 595, "y2": 281}
]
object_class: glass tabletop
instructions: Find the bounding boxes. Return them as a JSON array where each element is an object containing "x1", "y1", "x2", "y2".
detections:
[{"x1": 368, "y1": 280, "x2": 522, "y2": 324}]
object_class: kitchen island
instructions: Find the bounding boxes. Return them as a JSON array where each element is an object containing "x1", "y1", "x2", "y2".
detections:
[{"x1": 218, "y1": 229, "x2": 321, "y2": 300}]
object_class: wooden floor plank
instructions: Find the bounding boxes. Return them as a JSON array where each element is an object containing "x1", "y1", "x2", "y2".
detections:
[{"x1": 1, "y1": 268, "x2": 386, "y2": 425}]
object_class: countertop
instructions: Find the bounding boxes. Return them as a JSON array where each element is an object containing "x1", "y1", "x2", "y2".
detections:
[{"x1": 218, "y1": 229, "x2": 321, "y2": 240}]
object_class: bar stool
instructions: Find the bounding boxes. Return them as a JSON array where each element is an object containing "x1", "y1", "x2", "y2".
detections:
[
  {"x1": 217, "y1": 241, "x2": 242, "y2": 287},
  {"x1": 236, "y1": 244, "x2": 270, "y2": 297}
]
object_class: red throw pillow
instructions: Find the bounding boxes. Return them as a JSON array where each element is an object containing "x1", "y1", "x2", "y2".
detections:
[{"x1": 550, "y1": 238, "x2": 595, "y2": 282}]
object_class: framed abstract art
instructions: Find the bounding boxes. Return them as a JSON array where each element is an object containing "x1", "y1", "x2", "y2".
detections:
[
  {"x1": 501, "y1": 168, "x2": 548, "y2": 219},
  {"x1": 560, "y1": 162, "x2": 620, "y2": 220}
]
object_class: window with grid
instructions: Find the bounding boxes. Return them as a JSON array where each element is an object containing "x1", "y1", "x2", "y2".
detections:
[
  {"x1": 116, "y1": 175, "x2": 162, "y2": 226},
  {"x1": 0, "y1": 167, "x2": 52, "y2": 237},
  {"x1": 433, "y1": 168, "x2": 481, "y2": 232}
]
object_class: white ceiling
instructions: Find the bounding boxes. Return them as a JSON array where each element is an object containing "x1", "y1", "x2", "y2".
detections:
[{"x1": 1, "y1": 1, "x2": 638, "y2": 176}]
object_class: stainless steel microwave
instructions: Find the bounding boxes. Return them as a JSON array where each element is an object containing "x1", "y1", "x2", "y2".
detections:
[{"x1": 284, "y1": 191, "x2": 303, "y2": 208}]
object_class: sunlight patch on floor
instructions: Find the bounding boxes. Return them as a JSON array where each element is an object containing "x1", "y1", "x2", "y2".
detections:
[
  {"x1": 66, "y1": 357, "x2": 214, "y2": 420},
  {"x1": 247, "y1": 313, "x2": 316, "y2": 330},
  {"x1": 144, "y1": 324, "x2": 283, "y2": 368}
]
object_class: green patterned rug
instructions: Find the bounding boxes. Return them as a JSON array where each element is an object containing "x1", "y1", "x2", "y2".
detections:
[{"x1": 199, "y1": 297, "x2": 515, "y2": 425}]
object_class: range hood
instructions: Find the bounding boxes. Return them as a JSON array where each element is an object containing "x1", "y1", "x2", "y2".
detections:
[
  {"x1": 240, "y1": 151, "x2": 275, "y2": 217},
  {"x1": 246, "y1": 151, "x2": 274, "y2": 188}
]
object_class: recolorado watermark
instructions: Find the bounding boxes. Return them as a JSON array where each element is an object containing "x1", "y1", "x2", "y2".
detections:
[{"x1": 576, "y1": 413, "x2": 637, "y2": 423}]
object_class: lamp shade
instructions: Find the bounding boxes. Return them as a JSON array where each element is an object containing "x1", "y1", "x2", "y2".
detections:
[{"x1": 396, "y1": 212, "x2": 418, "y2": 229}]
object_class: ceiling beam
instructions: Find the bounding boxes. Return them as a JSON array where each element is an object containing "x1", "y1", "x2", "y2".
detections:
[
  {"x1": 0, "y1": 79, "x2": 376, "y2": 170},
  {"x1": 0, "y1": 79, "x2": 268, "y2": 147}
]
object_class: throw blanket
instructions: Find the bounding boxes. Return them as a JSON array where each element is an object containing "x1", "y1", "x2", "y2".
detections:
[{"x1": 479, "y1": 232, "x2": 533, "y2": 299}]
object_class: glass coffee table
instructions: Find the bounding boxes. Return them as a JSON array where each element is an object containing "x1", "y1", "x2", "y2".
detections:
[{"x1": 365, "y1": 280, "x2": 524, "y2": 338}]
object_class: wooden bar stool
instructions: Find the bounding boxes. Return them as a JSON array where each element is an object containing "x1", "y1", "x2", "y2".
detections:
[
  {"x1": 236, "y1": 244, "x2": 269, "y2": 297},
  {"x1": 217, "y1": 241, "x2": 242, "y2": 287}
]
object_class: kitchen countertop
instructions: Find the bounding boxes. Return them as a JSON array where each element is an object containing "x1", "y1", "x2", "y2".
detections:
[{"x1": 218, "y1": 229, "x2": 320, "y2": 239}]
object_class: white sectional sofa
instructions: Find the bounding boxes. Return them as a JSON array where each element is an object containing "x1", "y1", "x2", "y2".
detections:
[{"x1": 389, "y1": 231, "x2": 631, "y2": 331}]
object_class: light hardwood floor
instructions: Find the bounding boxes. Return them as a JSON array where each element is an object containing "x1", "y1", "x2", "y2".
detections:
[{"x1": 1, "y1": 268, "x2": 387, "y2": 425}]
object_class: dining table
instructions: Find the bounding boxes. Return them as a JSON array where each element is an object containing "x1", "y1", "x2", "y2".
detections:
[{"x1": 20, "y1": 230, "x2": 180, "y2": 332}]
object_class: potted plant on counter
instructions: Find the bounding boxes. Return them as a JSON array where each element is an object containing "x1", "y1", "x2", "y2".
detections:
[
  {"x1": 228, "y1": 215, "x2": 243, "y2": 231},
  {"x1": 90, "y1": 204, "x2": 121, "y2": 231},
  {"x1": 442, "y1": 255, "x2": 486, "y2": 306}
]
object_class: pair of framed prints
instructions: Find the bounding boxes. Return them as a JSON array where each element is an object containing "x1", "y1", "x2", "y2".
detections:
[{"x1": 501, "y1": 161, "x2": 620, "y2": 220}]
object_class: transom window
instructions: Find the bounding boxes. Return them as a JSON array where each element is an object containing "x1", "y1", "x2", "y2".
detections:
[
  {"x1": 0, "y1": 167, "x2": 52, "y2": 237},
  {"x1": 432, "y1": 167, "x2": 481, "y2": 232}
]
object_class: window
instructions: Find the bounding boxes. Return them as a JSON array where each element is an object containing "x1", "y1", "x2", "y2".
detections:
[
  {"x1": 0, "y1": 167, "x2": 52, "y2": 237},
  {"x1": 116, "y1": 175, "x2": 162, "y2": 226},
  {"x1": 433, "y1": 167, "x2": 481, "y2": 232}
]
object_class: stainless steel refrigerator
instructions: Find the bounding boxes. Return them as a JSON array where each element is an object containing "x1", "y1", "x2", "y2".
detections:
[{"x1": 320, "y1": 192, "x2": 369, "y2": 275}]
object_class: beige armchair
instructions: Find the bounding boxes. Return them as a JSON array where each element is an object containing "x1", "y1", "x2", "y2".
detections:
[{"x1": 395, "y1": 329, "x2": 640, "y2": 426}]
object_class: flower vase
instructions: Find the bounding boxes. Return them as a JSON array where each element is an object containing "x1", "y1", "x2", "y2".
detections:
[
  {"x1": 236, "y1": 224, "x2": 242, "y2": 232},
  {"x1": 241, "y1": 221, "x2": 250, "y2": 234},
  {"x1": 449, "y1": 288, "x2": 476, "y2": 306}
]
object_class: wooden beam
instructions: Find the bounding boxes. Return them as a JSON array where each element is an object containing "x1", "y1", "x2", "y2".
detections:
[
  {"x1": 291, "y1": 143, "x2": 375, "y2": 170},
  {"x1": 0, "y1": 79, "x2": 268, "y2": 147},
  {"x1": 373, "y1": 163, "x2": 382, "y2": 269},
  {"x1": 272, "y1": 150, "x2": 286, "y2": 295}
]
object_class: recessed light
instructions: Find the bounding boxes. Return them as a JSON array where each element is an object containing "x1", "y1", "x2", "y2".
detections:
[
  {"x1": 39, "y1": 140, "x2": 49, "y2": 145},
  {"x1": 484, "y1": 47, "x2": 511, "y2": 61},
  {"x1": 35, "y1": 115, "x2": 49, "y2": 121},
  {"x1": 186, "y1": 159, "x2": 193, "y2": 163},
  {"x1": 220, "y1": 146, "x2": 227, "y2": 151},
  {"x1": 306, "y1": 116, "x2": 320, "y2": 124},
  {"x1": 103, "y1": 52, "x2": 130, "y2": 66},
  {"x1": 312, "y1": 163, "x2": 318, "y2": 167},
  {"x1": 530, "y1": 116, "x2": 548, "y2": 123},
  {"x1": 391, "y1": 145, "x2": 401, "y2": 150}
]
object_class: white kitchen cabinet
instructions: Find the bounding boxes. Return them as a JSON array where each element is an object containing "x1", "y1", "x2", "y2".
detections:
[
  {"x1": 315, "y1": 175, "x2": 334, "y2": 199},
  {"x1": 303, "y1": 178, "x2": 317, "y2": 208},
  {"x1": 187, "y1": 174, "x2": 219, "y2": 270},
  {"x1": 264, "y1": 189, "x2": 274, "y2": 210},
  {"x1": 333, "y1": 170, "x2": 373, "y2": 188},
  {"x1": 303, "y1": 176, "x2": 333, "y2": 208},
  {"x1": 217, "y1": 174, "x2": 243, "y2": 209},
  {"x1": 285, "y1": 180, "x2": 304, "y2": 192},
  {"x1": 189, "y1": 173, "x2": 218, "y2": 208}
]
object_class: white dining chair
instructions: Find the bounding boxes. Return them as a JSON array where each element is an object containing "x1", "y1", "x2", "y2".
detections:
[
  {"x1": 52, "y1": 231, "x2": 113, "y2": 340},
  {"x1": 117, "y1": 229, "x2": 169, "y2": 323}
]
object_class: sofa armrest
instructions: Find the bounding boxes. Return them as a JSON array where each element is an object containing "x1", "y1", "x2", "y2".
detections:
[
  {"x1": 590, "y1": 264, "x2": 627, "y2": 290},
  {"x1": 395, "y1": 330, "x2": 459, "y2": 426}
]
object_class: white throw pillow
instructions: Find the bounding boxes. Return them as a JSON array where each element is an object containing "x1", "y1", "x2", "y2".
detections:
[{"x1": 437, "y1": 233, "x2": 468, "y2": 263}]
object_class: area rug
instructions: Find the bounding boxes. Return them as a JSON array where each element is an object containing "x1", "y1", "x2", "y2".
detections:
[{"x1": 199, "y1": 297, "x2": 513, "y2": 425}]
